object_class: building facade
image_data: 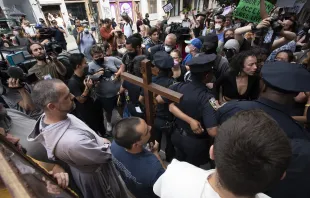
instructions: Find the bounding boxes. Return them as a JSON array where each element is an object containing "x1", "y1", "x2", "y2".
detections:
[{"x1": 18, "y1": 0, "x2": 217, "y2": 29}]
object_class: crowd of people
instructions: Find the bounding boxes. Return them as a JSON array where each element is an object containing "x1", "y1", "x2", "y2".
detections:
[{"x1": 1, "y1": 1, "x2": 310, "y2": 198}]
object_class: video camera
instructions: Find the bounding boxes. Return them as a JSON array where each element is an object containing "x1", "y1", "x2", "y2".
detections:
[
  {"x1": 0, "y1": 52, "x2": 38, "y2": 88},
  {"x1": 87, "y1": 68, "x2": 116, "y2": 83},
  {"x1": 44, "y1": 41, "x2": 63, "y2": 55},
  {"x1": 37, "y1": 27, "x2": 56, "y2": 41},
  {"x1": 168, "y1": 22, "x2": 191, "y2": 41}
]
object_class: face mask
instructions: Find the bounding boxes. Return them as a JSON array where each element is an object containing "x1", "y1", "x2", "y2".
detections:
[
  {"x1": 127, "y1": 51, "x2": 137, "y2": 59},
  {"x1": 215, "y1": 24, "x2": 222, "y2": 31},
  {"x1": 164, "y1": 45, "x2": 172, "y2": 53},
  {"x1": 95, "y1": 58, "x2": 104, "y2": 65},
  {"x1": 13, "y1": 31, "x2": 19, "y2": 36},
  {"x1": 185, "y1": 46, "x2": 191, "y2": 53},
  {"x1": 308, "y1": 29, "x2": 310, "y2": 34},
  {"x1": 234, "y1": 23, "x2": 241, "y2": 28},
  {"x1": 224, "y1": 36, "x2": 234, "y2": 43},
  {"x1": 84, "y1": 29, "x2": 89, "y2": 34}
]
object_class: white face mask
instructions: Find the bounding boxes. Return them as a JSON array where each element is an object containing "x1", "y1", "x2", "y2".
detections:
[
  {"x1": 13, "y1": 31, "x2": 19, "y2": 36},
  {"x1": 215, "y1": 24, "x2": 222, "y2": 31},
  {"x1": 308, "y1": 29, "x2": 310, "y2": 34},
  {"x1": 164, "y1": 45, "x2": 172, "y2": 52},
  {"x1": 185, "y1": 46, "x2": 191, "y2": 53}
]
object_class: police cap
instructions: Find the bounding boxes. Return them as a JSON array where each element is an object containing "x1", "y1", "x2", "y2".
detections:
[
  {"x1": 262, "y1": 61, "x2": 310, "y2": 93},
  {"x1": 187, "y1": 54, "x2": 217, "y2": 73},
  {"x1": 153, "y1": 51, "x2": 174, "y2": 69}
]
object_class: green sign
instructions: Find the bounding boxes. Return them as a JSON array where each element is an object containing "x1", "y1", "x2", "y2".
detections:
[{"x1": 233, "y1": 0, "x2": 274, "y2": 23}]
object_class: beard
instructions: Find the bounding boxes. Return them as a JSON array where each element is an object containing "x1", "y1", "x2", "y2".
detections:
[
  {"x1": 35, "y1": 54, "x2": 46, "y2": 61},
  {"x1": 57, "y1": 100, "x2": 76, "y2": 114}
]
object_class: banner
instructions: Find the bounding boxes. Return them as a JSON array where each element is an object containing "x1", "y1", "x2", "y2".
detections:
[{"x1": 233, "y1": 0, "x2": 274, "y2": 23}]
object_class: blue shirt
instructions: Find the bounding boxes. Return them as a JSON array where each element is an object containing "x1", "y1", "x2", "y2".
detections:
[
  {"x1": 217, "y1": 32, "x2": 224, "y2": 43},
  {"x1": 182, "y1": 54, "x2": 192, "y2": 66},
  {"x1": 111, "y1": 141, "x2": 165, "y2": 198}
]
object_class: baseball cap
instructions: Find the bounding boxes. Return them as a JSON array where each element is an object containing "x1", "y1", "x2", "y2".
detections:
[
  {"x1": 185, "y1": 38, "x2": 202, "y2": 50},
  {"x1": 224, "y1": 39, "x2": 240, "y2": 53}
]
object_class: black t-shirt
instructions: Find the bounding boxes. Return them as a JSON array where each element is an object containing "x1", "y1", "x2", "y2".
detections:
[
  {"x1": 67, "y1": 75, "x2": 96, "y2": 121},
  {"x1": 193, "y1": 26, "x2": 203, "y2": 38},
  {"x1": 52, "y1": 27, "x2": 66, "y2": 43},
  {"x1": 239, "y1": 38, "x2": 252, "y2": 52}
]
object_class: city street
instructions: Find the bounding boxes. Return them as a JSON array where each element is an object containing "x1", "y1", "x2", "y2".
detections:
[{"x1": 66, "y1": 16, "x2": 185, "y2": 52}]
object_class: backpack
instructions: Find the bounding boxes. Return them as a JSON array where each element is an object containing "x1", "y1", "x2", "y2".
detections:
[{"x1": 80, "y1": 32, "x2": 96, "y2": 45}]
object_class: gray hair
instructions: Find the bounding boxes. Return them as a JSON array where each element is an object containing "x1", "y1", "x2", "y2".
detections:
[
  {"x1": 166, "y1": 33, "x2": 177, "y2": 42},
  {"x1": 31, "y1": 79, "x2": 63, "y2": 110}
]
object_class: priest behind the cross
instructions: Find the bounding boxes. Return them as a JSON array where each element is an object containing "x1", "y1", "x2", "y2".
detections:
[{"x1": 157, "y1": 54, "x2": 219, "y2": 167}]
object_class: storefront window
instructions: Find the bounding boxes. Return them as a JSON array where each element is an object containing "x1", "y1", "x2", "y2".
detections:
[
  {"x1": 66, "y1": 3, "x2": 88, "y2": 21},
  {"x1": 149, "y1": 0, "x2": 157, "y2": 14}
]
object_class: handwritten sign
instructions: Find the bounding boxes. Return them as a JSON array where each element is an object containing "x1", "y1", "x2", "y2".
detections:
[
  {"x1": 222, "y1": 6, "x2": 232, "y2": 16},
  {"x1": 234, "y1": 0, "x2": 274, "y2": 23},
  {"x1": 163, "y1": 3, "x2": 173, "y2": 13}
]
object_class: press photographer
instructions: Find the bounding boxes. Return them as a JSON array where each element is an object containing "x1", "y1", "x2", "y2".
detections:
[
  {"x1": 68, "y1": 53, "x2": 106, "y2": 136},
  {"x1": 88, "y1": 45, "x2": 123, "y2": 133},
  {"x1": 27, "y1": 43, "x2": 67, "y2": 80},
  {"x1": 234, "y1": 17, "x2": 296, "y2": 67},
  {"x1": 0, "y1": 67, "x2": 43, "y2": 120}
]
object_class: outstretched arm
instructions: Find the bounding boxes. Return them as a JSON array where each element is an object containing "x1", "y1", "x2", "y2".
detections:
[{"x1": 260, "y1": 0, "x2": 269, "y2": 19}]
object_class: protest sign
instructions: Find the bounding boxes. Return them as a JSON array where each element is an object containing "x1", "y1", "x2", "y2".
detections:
[
  {"x1": 234, "y1": 0, "x2": 274, "y2": 23},
  {"x1": 163, "y1": 3, "x2": 173, "y2": 13},
  {"x1": 222, "y1": 6, "x2": 232, "y2": 16}
]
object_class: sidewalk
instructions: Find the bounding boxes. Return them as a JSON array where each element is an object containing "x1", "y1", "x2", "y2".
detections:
[{"x1": 65, "y1": 15, "x2": 185, "y2": 52}]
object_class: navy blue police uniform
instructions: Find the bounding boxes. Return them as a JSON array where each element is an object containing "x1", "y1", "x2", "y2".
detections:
[
  {"x1": 141, "y1": 51, "x2": 176, "y2": 160},
  {"x1": 216, "y1": 61, "x2": 310, "y2": 198},
  {"x1": 163, "y1": 54, "x2": 218, "y2": 167}
]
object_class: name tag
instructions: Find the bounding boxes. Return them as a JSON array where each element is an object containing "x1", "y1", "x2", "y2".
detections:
[{"x1": 43, "y1": 74, "x2": 52, "y2": 80}]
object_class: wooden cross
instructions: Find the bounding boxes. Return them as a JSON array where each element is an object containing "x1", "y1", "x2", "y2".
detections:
[{"x1": 121, "y1": 59, "x2": 183, "y2": 125}]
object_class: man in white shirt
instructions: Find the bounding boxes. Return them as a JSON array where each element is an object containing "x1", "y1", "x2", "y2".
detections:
[
  {"x1": 153, "y1": 110, "x2": 291, "y2": 198},
  {"x1": 23, "y1": 20, "x2": 36, "y2": 39}
]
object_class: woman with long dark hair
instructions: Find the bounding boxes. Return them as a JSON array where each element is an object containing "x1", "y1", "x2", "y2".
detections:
[{"x1": 215, "y1": 50, "x2": 260, "y2": 103}]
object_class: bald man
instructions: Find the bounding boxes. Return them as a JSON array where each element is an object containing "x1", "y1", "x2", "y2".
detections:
[{"x1": 148, "y1": 33, "x2": 177, "y2": 58}]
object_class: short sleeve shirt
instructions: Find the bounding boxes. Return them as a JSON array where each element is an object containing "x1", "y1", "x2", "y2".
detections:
[
  {"x1": 111, "y1": 141, "x2": 165, "y2": 198},
  {"x1": 28, "y1": 62, "x2": 63, "y2": 80},
  {"x1": 164, "y1": 81, "x2": 217, "y2": 135}
]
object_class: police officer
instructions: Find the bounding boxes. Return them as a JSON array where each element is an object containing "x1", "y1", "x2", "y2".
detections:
[
  {"x1": 157, "y1": 54, "x2": 218, "y2": 167},
  {"x1": 139, "y1": 51, "x2": 176, "y2": 161},
  {"x1": 216, "y1": 61, "x2": 310, "y2": 198}
]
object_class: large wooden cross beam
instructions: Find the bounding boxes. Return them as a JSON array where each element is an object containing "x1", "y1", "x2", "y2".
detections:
[{"x1": 121, "y1": 59, "x2": 183, "y2": 125}]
